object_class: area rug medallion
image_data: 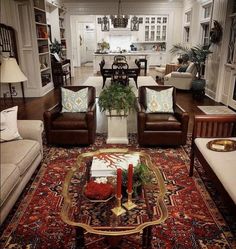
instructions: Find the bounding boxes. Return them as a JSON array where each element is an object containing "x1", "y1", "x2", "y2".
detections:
[{"x1": 0, "y1": 135, "x2": 235, "y2": 249}]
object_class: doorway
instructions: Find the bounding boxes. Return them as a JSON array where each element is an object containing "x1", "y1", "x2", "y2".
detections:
[{"x1": 81, "y1": 23, "x2": 96, "y2": 64}]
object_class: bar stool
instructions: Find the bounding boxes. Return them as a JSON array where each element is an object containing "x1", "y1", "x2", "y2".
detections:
[{"x1": 139, "y1": 58, "x2": 147, "y2": 76}]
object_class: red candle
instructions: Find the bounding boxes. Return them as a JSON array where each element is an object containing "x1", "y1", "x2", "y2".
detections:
[
  {"x1": 117, "y1": 168, "x2": 122, "y2": 198},
  {"x1": 128, "y1": 164, "x2": 133, "y2": 193}
]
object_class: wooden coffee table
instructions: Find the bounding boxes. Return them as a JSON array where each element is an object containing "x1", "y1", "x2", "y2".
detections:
[{"x1": 61, "y1": 148, "x2": 168, "y2": 248}]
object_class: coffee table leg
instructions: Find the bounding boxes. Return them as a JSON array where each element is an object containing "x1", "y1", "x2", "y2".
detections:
[
  {"x1": 75, "y1": 227, "x2": 85, "y2": 249},
  {"x1": 142, "y1": 226, "x2": 152, "y2": 249}
]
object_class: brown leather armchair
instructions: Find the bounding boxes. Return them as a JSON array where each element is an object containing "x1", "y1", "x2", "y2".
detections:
[
  {"x1": 137, "y1": 86, "x2": 189, "y2": 146},
  {"x1": 44, "y1": 86, "x2": 96, "y2": 146}
]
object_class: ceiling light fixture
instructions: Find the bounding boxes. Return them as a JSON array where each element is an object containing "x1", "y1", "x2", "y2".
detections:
[{"x1": 110, "y1": 0, "x2": 129, "y2": 28}]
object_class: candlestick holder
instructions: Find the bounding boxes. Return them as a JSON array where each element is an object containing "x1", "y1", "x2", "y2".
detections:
[
  {"x1": 111, "y1": 195, "x2": 126, "y2": 216},
  {"x1": 123, "y1": 190, "x2": 137, "y2": 210}
]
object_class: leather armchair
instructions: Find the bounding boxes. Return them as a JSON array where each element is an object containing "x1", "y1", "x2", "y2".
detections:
[
  {"x1": 137, "y1": 86, "x2": 189, "y2": 146},
  {"x1": 44, "y1": 86, "x2": 96, "y2": 145}
]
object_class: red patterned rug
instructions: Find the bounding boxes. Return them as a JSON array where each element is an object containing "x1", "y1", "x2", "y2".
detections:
[{"x1": 0, "y1": 134, "x2": 236, "y2": 249}]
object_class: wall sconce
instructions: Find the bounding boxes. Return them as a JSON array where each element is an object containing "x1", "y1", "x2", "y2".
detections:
[
  {"x1": 131, "y1": 16, "x2": 139, "y2": 31},
  {"x1": 101, "y1": 16, "x2": 110, "y2": 31}
]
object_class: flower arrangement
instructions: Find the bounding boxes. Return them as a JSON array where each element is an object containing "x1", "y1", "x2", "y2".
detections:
[{"x1": 84, "y1": 180, "x2": 114, "y2": 200}]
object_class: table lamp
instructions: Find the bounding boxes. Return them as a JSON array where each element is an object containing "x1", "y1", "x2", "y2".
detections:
[{"x1": 0, "y1": 57, "x2": 27, "y2": 100}]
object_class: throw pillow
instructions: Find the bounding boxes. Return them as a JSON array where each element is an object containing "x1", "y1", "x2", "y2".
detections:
[
  {"x1": 61, "y1": 87, "x2": 88, "y2": 112},
  {"x1": 146, "y1": 87, "x2": 174, "y2": 113},
  {"x1": 177, "y1": 65, "x2": 188, "y2": 72},
  {"x1": 0, "y1": 106, "x2": 22, "y2": 142}
]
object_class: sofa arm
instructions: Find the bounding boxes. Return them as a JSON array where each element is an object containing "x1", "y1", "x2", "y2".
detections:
[
  {"x1": 17, "y1": 120, "x2": 44, "y2": 153},
  {"x1": 170, "y1": 72, "x2": 193, "y2": 78}
]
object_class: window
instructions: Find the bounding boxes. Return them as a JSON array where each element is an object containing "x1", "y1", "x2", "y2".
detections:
[
  {"x1": 227, "y1": 16, "x2": 236, "y2": 64},
  {"x1": 201, "y1": 23, "x2": 210, "y2": 45},
  {"x1": 184, "y1": 26, "x2": 190, "y2": 43},
  {"x1": 203, "y1": 4, "x2": 212, "y2": 19},
  {"x1": 185, "y1": 11, "x2": 191, "y2": 23}
]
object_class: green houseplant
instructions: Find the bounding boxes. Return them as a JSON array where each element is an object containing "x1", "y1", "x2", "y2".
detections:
[
  {"x1": 98, "y1": 84, "x2": 136, "y2": 116},
  {"x1": 170, "y1": 44, "x2": 212, "y2": 80},
  {"x1": 50, "y1": 38, "x2": 62, "y2": 55}
]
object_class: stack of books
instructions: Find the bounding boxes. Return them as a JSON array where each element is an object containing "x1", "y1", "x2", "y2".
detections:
[{"x1": 91, "y1": 153, "x2": 140, "y2": 177}]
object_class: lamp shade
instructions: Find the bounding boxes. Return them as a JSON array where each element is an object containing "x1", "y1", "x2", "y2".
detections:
[{"x1": 0, "y1": 57, "x2": 27, "y2": 83}]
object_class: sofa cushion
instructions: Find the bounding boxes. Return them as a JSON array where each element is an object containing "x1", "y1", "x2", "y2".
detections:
[
  {"x1": 0, "y1": 106, "x2": 22, "y2": 142},
  {"x1": 145, "y1": 113, "x2": 181, "y2": 131},
  {"x1": 195, "y1": 137, "x2": 236, "y2": 204},
  {"x1": 1, "y1": 140, "x2": 41, "y2": 176},
  {"x1": 0, "y1": 164, "x2": 20, "y2": 207},
  {"x1": 52, "y1": 113, "x2": 87, "y2": 130}
]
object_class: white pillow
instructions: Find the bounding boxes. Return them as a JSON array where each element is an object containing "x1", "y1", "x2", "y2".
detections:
[
  {"x1": 61, "y1": 87, "x2": 88, "y2": 112},
  {"x1": 0, "y1": 106, "x2": 22, "y2": 142},
  {"x1": 146, "y1": 87, "x2": 174, "y2": 113}
]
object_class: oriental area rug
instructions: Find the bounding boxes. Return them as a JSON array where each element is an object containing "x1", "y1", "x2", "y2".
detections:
[{"x1": 0, "y1": 134, "x2": 236, "y2": 249}]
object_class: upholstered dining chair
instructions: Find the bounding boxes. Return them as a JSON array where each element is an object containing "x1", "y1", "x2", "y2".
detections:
[
  {"x1": 111, "y1": 62, "x2": 129, "y2": 86},
  {"x1": 137, "y1": 85, "x2": 189, "y2": 146},
  {"x1": 44, "y1": 86, "x2": 96, "y2": 146}
]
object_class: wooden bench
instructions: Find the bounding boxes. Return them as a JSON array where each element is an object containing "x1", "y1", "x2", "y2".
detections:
[{"x1": 190, "y1": 114, "x2": 236, "y2": 210}]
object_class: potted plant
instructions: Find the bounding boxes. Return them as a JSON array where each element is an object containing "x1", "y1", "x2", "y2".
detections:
[
  {"x1": 170, "y1": 43, "x2": 212, "y2": 98},
  {"x1": 50, "y1": 38, "x2": 62, "y2": 57},
  {"x1": 98, "y1": 84, "x2": 136, "y2": 116},
  {"x1": 98, "y1": 84, "x2": 136, "y2": 144}
]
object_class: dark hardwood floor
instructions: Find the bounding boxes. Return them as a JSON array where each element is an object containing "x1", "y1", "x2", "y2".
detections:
[{"x1": 0, "y1": 66, "x2": 221, "y2": 133}]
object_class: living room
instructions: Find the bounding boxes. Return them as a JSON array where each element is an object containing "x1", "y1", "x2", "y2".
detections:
[{"x1": 1, "y1": 0, "x2": 236, "y2": 248}]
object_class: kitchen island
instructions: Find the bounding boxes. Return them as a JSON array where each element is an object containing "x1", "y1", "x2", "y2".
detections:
[{"x1": 93, "y1": 51, "x2": 166, "y2": 74}]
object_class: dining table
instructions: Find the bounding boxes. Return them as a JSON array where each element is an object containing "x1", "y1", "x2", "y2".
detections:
[{"x1": 101, "y1": 61, "x2": 140, "y2": 88}]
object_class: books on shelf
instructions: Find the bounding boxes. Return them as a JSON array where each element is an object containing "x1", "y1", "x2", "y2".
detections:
[{"x1": 91, "y1": 154, "x2": 140, "y2": 177}]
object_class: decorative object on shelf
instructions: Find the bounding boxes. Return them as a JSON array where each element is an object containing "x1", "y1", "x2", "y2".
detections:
[
  {"x1": 98, "y1": 84, "x2": 136, "y2": 116},
  {"x1": 131, "y1": 16, "x2": 139, "y2": 31},
  {"x1": 210, "y1": 20, "x2": 223, "y2": 44},
  {"x1": 110, "y1": 0, "x2": 129, "y2": 28},
  {"x1": 101, "y1": 16, "x2": 110, "y2": 31},
  {"x1": 0, "y1": 57, "x2": 27, "y2": 101}
]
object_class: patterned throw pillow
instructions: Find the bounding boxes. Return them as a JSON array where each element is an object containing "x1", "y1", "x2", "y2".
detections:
[
  {"x1": 0, "y1": 106, "x2": 22, "y2": 142},
  {"x1": 61, "y1": 87, "x2": 88, "y2": 112},
  {"x1": 177, "y1": 65, "x2": 188, "y2": 72},
  {"x1": 146, "y1": 87, "x2": 174, "y2": 113}
]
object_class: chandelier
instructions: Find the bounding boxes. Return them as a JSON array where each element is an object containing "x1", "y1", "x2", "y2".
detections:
[{"x1": 110, "y1": 0, "x2": 129, "y2": 28}]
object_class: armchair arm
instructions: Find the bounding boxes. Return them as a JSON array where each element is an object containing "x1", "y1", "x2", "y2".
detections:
[
  {"x1": 43, "y1": 103, "x2": 61, "y2": 132},
  {"x1": 17, "y1": 120, "x2": 44, "y2": 153},
  {"x1": 174, "y1": 104, "x2": 189, "y2": 132},
  {"x1": 136, "y1": 100, "x2": 146, "y2": 113},
  {"x1": 170, "y1": 72, "x2": 193, "y2": 78}
]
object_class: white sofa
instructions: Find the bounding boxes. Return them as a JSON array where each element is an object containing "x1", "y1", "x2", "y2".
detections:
[
  {"x1": 190, "y1": 115, "x2": 236, "y2": 207},
  {"x1": 0, "y1": 120, "x2": 44, "y2": 224},
  {"x1": 164, "y1": 62, "x2": 197, "y2": 90}
]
